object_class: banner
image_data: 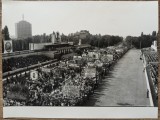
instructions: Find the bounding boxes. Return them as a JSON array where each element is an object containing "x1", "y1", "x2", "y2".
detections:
[
  {"x1": 73, "y1": 56, "x2": 82, "y2": 61},
  {"x1": 116, "y1": 49, "x2": 123, "y2": 53},
  {"x1": 68, "y1": 60, "x2": 78, "y2": 68},
  {"x1": 30, "y1": 70, "x2": 38, "y2": 81},
  {"x1": 41, "y1": 67, "x2": 51, "y2": 73},
  {"x1": 95, "y1": 60, "x2": 103, "y2": 67},
  {"x1": 88, "y1": 52, "x2": 94, "y2": 58},
  {"x1": 107, "y1": 54, "x2": 113, "y2": 62},
  {"x1": 4, "y1": 40, "x2": 13, "y2": 53},
  {"x1": 84, "y1": 68, "x2": 96, "y2": 78},
  {"x1": 94, "y1": 53, "x2": 99, "y2": 59},
  {"x1": 101, "y1": 55, "x2": 108, "y2": 63},
  {"x1": 87, "y1": 62, "x2": 95, "y2": 67},
  {"x1": 62, "y1": 85, "x2": 80, "y2": 97},
  {"x1": 88, "y1": 52, "x2": 99, "y2": 59}
]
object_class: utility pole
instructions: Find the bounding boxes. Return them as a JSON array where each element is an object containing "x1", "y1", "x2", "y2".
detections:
[
  {"x1": 98, "y1": 39, "x2": 100, "y2": 48},
  {"x1": 140, "y1": 39, "x2": 142, "y2": 49},
  {"x1": 108, "y1": 40, "x2": 109, "y2": 47}
]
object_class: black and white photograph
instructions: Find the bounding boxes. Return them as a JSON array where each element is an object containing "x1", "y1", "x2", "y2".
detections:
[{"x1": 2, "y1": 0, "x2": 158, "y2": 118}]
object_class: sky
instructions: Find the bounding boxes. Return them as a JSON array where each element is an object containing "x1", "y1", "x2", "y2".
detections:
[{"x1": 2, "y1": 1, "x2": 158, "y2": 37}]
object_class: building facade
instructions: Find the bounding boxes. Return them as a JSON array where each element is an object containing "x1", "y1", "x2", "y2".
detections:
[
  {"x1": 51, "y1": 31, "x2": 61, "y2": 44},
  {"x1": 74, "y1": 30, "x2": 90, "y2": 39},
  {"x1": 15, "y1": 20, "x2": 32, "y2": 39}
]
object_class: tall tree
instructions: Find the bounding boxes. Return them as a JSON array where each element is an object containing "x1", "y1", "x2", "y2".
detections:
[
  {"x1": 2, "y1": 30, "x2": 4, "y2": 53},
  {"x1": 141, "y1": 32, "x2": 143, "y2": 37},
  {"x1": 3, "y1": 26, "x2": 10, "y2": 40},
  {"x1": 152, "y1": 31, "x2": 157, "y2": 37}
]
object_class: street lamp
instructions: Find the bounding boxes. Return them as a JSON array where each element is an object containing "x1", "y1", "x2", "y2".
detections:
[{"x1": 140, "y1": 39, "x2": 142, "y2": 49}]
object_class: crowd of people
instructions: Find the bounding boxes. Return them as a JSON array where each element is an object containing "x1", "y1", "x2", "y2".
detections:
[
  {"x1": 142, "y1": 48, "x2": 158, "y2": 100},
  {"x1": 3, "y1": 55, "x2": 51, "y2": 73},
  {"x1": 3, "y1": 46, "x2": 129, "y2": 106},
  {"x1": 4, "y1": 63, "x2": 99, "y2": 106},
  {"x1": 4, "y1": 68, "x2": 94, "y2": 106}
]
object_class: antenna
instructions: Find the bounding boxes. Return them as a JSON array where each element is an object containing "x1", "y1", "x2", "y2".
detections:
[{"x1": 22, "y1": 14, "x2": 24, "y2": 20}]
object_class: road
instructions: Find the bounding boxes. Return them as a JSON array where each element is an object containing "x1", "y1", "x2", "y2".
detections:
[{"x1": 83, "y1": 49, "x2": 150, "y2": 106}]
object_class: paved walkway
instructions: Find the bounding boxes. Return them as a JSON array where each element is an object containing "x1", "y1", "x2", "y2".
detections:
[{"x1": 83, "y1": 49, "x2": 150, "y2": 106}]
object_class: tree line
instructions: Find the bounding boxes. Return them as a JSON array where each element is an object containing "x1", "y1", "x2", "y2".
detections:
[
  {"x1": 61, "y1": 33, "x2": 123, "y2": 48},
  {"x1": 2, "y1": 26, "x2": 123, "y2": 52},
  {"x1": 3, "y1": 25, "x2": 156, "y2": 52},
  {"x1": 125, "y1": 31, "x2": 157, "y2": 49}
]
